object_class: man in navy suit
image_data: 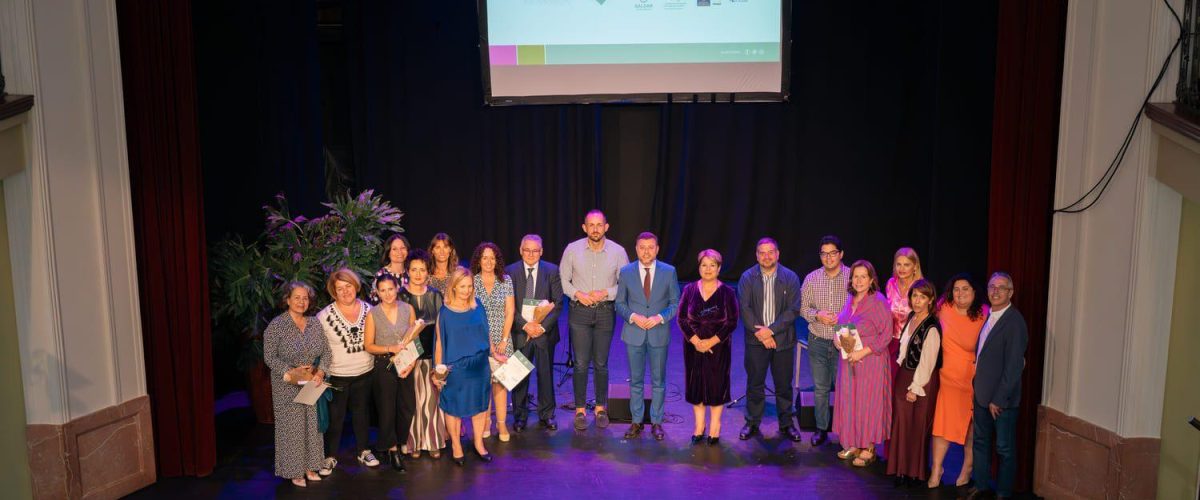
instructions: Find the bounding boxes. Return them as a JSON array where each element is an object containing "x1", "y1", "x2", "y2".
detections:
[
  {"x1": 615, "y1": 232, "x2": 680, "y2": 441},
  {"x1": 967, "y1": 272, "x2": 1028, "y2": 500},
  {"x1": 507, "y1": 234, "x2": 564, "y2": 432}
]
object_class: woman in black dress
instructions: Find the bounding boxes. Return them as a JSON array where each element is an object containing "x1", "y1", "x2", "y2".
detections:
[{"x1": 677, "y1": 249, "x2": 739, "y2": 445}]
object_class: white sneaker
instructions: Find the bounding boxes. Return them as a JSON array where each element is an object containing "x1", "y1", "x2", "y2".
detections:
[
  {"x1": 357, "y1": 449, "x2": 380, "y2": 467},
  {"x1": 318, "y1": 457, "x2": 337, "y2": 476}
]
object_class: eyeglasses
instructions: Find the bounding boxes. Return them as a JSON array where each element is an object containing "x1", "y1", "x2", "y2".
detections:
[
  {"x1": 818, "y1": 251, "x2": 841, "y2": 258},
  {"x1": 986, "y1": 285, "x2": 1012, "y2": 292},
  {"x1": 520, "y1": 248, "x2": 542, "y2": 254}
]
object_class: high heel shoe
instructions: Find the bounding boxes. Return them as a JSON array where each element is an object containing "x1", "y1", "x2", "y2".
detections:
[
  {"x1": 837, "y1": 448, "x2": 860, "y2": 460},
  {"x1": 452, "y1": 454, "x2": 466, "y2": 466},
  {"x1": 473, "y1": 447, "x2": 493, "y2": 463}
]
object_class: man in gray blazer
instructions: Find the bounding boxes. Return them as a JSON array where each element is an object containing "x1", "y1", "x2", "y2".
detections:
[
  {"x1": 615, "y1": 232, "x2": 680, "y2": 441},
  {"x1": 967, "y1": 272, "x2": 1028, "y2": 500},
  {"x1": 507, "y1": 234, "x2": 564, "y2": 432}
]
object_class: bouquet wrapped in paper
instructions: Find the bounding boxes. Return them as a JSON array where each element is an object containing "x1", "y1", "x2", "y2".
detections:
[
  {"x1": 835, "y1": 323, "x2": 862, "y2": 376},
  {"x1": 531, "y1": 300, "x2": 555, "y2": 324},
  {"x1": 522, "y1": 299, "x2": 556, "y2": 326}
]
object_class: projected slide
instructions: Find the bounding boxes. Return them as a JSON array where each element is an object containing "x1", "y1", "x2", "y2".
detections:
[{"x1": 482, "y1": 0, "x2": 785, "y2": 103}]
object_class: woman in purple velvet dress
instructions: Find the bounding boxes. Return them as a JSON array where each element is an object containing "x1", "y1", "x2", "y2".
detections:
[{"x1": 678, "y1": 249, "x2": 739, "y2": 445}]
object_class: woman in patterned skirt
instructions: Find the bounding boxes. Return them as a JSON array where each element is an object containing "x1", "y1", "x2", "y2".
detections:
[
  {"x1": 428, "y1": 233, "x2": 459, "y2": 292},
  {"x1": 470, "y1": 242, "x2": 515, "y2": 441},
  {"x1": 264, "y1": 282, "x2": 331, "y2": 488},
  {"x1": 398, "y1": 249, "x2": 448, "y2": 459},
  {"x1": 833, "y1": 260, "x2": 895, "y2": 468}
]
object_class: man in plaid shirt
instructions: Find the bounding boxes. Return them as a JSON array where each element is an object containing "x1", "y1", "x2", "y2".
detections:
[{"x1": 800, "y1": 235, "x2": 850, "y2": 447}]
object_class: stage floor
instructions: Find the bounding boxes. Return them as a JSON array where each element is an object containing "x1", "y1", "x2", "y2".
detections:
[{"x1": 130, "y1": 312, "x2": 1003, "y2": 499}]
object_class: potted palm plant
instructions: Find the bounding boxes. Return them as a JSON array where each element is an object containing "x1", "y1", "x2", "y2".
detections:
[{"x1": 210, "y1": 190, "x2": 404, "y2": 424}]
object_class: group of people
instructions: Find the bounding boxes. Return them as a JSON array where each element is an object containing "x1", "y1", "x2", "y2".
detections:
[{"x1": 261, "y1": 209, "x2": 1028, "y2": 499}]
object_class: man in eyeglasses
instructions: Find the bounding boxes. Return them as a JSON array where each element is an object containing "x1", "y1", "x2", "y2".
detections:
[
  {"x1": 965, "y1": 272, "x2": 1027, "y2": 500},
  {"x1": 799, "y1": 235, "x2": 850, "y2": 446},
  {"x1": 507, "y1": 234, "x2": 563, "y2": 432}
]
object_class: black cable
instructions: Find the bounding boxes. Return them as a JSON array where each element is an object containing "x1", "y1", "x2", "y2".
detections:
[{"x1": 1054, "y1": 0, "x2": 1185, "y2": 214}]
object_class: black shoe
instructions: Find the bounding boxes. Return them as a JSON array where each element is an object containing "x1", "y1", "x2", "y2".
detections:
[
  {"x1": 452, "y1": 454, "x2": 466, "y2": 466},
  {"x1": 473, "y1": 448, "x2": 492, "y2": 463},
  {"x1": 388, "y1": 450, "x2": 405, "y2": 472},
  {"x1": 963, "y1": 486, "x2": 993, "y2": 499},
  {"x1": 574, "y1": 412, "x2": 588, "y2": 431},
  {"x1": 779, "y1": 426, "x2": 803, "y2": 442},
  {"x1": 651, "y1": 424, "x2": 665, "y2": 441},
  {"x1": 738, "y1": 424, "x2": 760, "y2": 441},
  {"x1": 540, "y1": 418, "x2": 558, "y2": 431},
  {"x1": 624, "y1": 423, "x2": 644, "y2": 439},
  {"x1": 810, "y1": 430, "x2": 829, "y2": 447},
  {"x1": 707, "y1": 436, "x2": 720, "y2": 446},
  {"x1": 893, "y1": 475, "x2": 908, "y2": 488},
  {"x1": 690, "y1": 435, "x2": 704, "y2": 445},
  {"x1": 595, "y1": 410, "x2": 610, "y2": 429},
  {"x1": 513, "y1": 420, "x2": 527, "y2": 433}
]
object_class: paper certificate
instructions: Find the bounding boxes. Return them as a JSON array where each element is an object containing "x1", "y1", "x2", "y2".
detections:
[
  {"x1": 521, "y1": 299, "x2": 541, "y2": 323},
  {"x1": 490, "y1": 351, "x2": 534, "y2": 391},
  {"x1": 392, "y1": 341, "x2": 424, "y2": 376},
  {"x1": 293, "y1": 380, "x2": 330, "y2": 406}
]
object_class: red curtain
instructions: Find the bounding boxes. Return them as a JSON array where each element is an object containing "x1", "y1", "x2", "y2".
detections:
[
  {"x1": 117, "y1": 0, "x2": 216, "y2": 477},
  {"x1": 987, "y1": 0, "x2": 1067, "y2": 492}
]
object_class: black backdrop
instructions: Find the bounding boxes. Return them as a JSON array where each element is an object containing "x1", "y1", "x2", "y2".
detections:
[{"x1": 196, "y1": 0, "x2": 996, "y2": 284}]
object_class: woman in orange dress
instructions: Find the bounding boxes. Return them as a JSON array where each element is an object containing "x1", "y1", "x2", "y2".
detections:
[{"x1": 928, "y1": 273, "x2": 988, "y2": 489}]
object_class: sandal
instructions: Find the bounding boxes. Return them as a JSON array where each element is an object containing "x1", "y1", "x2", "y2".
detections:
[
  {"x1": 410, "y1": 451, "x2": 421, "y2": 459},
  {"x1": 305, "y1": 471, "x2": 321, "y2": 482},
  {"x1": 837, "y1": 448, "x2": 860, "y2": 460},
  {"x1": 852, "y1": 449, "x2": 877, "y2": 467},
  {"x1": 291, "y1": 478, "x2": 307, "y2": 488}
]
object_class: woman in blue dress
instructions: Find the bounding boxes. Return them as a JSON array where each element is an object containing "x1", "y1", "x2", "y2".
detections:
[{"x1": 434, "y1": 266, "x2": 494, "y2": 465}]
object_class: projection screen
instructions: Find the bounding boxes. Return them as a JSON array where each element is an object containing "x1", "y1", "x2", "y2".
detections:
[{"x1": 478, "y1": 0, "x2": 790, "y2": 105}]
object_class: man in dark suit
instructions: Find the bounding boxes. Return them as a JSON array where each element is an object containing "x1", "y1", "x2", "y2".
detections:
[
  {"x1": 615, "y1": 232, "x2": 680, "y2": 441},
  {"x1": 967, "y1": 272, "x2": 1028, "y2": 499},
  {"x1": 737, "y1": 237, "x2": 804, "y2": 442},
  {"x1": 507, "y1": 234, "x2": 564, "y2": 432}
]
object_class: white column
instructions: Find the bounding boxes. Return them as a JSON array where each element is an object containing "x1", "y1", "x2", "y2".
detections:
[
  {"x1": 1046, "y1": 0, "x2": 1183, "y2": 438},
  {"x1": 0, "y1": 0, "x2": 146, "y2": 425}
]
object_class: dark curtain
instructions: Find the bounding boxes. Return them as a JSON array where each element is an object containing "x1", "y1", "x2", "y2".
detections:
[
  {"x1": 117, "y1": 0, "x2": 216, "y2": 477},
  {"x1": 304, "y1": 0, "x2": 998, "y2": 286},
  {"x1": 193, "y1": 0, "x2": 325, "y2": 244},
  {"x1": 986, "y1": 0, "x2": 1067, "y2": 492}
]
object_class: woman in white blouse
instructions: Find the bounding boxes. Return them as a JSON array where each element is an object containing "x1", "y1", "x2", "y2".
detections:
[
  {"x1": 886, "y1": 279, "x2": 942, "y2": 486},
  {"x1": 316, "y1": 268, "x2": 379, "y2": 475}
]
